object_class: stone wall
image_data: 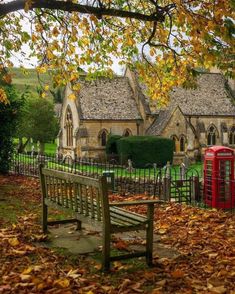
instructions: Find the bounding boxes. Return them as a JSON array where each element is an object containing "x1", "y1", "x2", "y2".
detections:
[{"x1": 76, "y1": 120, "x2": 143, "y2": 158}]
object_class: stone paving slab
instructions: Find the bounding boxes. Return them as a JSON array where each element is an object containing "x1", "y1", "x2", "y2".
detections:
[{"x1": 45, "y1": 223, "x2": 179, "y2": 260}]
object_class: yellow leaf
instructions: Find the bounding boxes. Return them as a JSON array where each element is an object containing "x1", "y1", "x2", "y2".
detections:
[
  {"x1": 36, "y1": 66, "x2": 47, "y2": 74},
  {"x1": 44, "y1": 85, "x2": 49, "y2": 91},
  {"x1": 158, "y1": 228, "x2": 167, "y2": 235},
  {"x1": 8, "y1": 237, "x2": 19, "y2": 247},
  {"x1": 53, "y1": 278, "x2": 70, "y2": 288},
  {"x1": 22, "y1": 267, "x2": 33, "y2": 274},
  {"x1": 0, "y1": 88, "x2": 9, "y2": 104},
  {"x1": 72, "y1": 83, "x2": 81, "y2": 91},
  {"x1": 68, "y1": 93, "x2": 76, "y2": 100},
  {"x1": 46, "y1": 50, "x2": 54, "y2": 60}
]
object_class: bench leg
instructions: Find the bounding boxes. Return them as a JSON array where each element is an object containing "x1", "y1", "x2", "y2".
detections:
[
  {"x1": 102, "y1": 229, "x2": 111, "y2": 271},
  {"x1": 146, "y1": 204, "x2": 154, "y2": 266},
  {"x1": 42, "y1": 202, "x2": 48, "y2": 233},
  {"x1": 76, "y1": 220, "x2": 82, "y2": 230}
]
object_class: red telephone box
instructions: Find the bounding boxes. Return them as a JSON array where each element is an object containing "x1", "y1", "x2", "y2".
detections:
[{"x1": 204, "y1": 146, "x2": 235, "y2": 209}]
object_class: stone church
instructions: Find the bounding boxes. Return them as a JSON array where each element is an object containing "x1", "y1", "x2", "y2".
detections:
[{"x1": 58, "y1": 68, "x2": 235, "y2": 164}]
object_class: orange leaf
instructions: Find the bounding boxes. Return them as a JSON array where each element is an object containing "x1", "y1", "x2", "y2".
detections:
[{"x1": 171, "y1": 269, "x2": 185, "y2": 278}]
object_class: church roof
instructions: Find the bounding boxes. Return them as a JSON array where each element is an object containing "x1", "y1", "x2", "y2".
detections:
[
  {"x1": 169, "y1": 73, "x2": 235, "y2": 116},
  {"x1": 77, "y1": 77, "x2": 142, "y2": 120},
  {"x1": 147, "y1": 73, "x2": 235, "y2": 135}
]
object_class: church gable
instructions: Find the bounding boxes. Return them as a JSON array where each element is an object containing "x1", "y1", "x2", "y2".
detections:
[{"x1": 147, "y1": 106, "x2": 188, "y2": 137}]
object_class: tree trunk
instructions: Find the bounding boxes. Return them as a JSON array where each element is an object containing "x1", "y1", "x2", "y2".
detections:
[
  {"x1": 17, "y1": 138, "x2": 30, "y2": 153},
  {"x1": 39, "y1": 142, "x2": 45, "y2": 154}
]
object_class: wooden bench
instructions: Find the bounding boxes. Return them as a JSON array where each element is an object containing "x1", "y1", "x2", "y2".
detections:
[{"x1": 39, "y1": 165, "x2": 162, "y2": 271}]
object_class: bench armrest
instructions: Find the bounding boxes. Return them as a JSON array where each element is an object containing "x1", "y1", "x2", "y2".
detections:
[{"x1": 109, "y1": 200, "x2": 164, "y2": 207}]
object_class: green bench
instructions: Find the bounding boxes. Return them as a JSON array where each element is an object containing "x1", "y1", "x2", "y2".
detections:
[{"x1": 39, "y1": 165, "x2": 162, "y2": 271}]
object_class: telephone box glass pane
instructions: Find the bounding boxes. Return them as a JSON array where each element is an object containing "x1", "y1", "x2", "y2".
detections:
[
  {"x1": 218, "y1": 160, "x2": 231, "y2": 202},
  {"x1": 205, "y1": 160, "x2": 212, "y2": 200}
]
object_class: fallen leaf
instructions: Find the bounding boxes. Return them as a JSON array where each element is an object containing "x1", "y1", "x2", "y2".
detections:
[
  {"x1": 209, "y1": 286, "x2": 227, "y2": 294},
  {"x1": 171, "y1": 269, "x2": 185, "y2": 278},
  {"x1": 8, "y1": 237, "x2": 19, "y2": 247},
  {"x1": 209, "y1": 253, "x2": 218, "y2": 259},
  {"x1": 53, "y1": 278, "x2": 70, "y2": 288},
  {"x1": 156, "y1": 280, "x2": 166, "y2": 286},
  {"x1": 11, "y1": 249, "x2": 27, "y2": 255},
  {"x1": 20, "y1": 274, "x2": 31, "y2": 282},
  {"x1": 114, "y1": 239, "x2": 129, "y2": 251},
  {"x1": 158, "y1": 229, "x2": 167, "y2": 235},
  {"x1": 67, "y1": 269, "x2": 81, "y2": 279},
  {"x1": 119, "y1": 279, "x2": 131, "y2": 293}
]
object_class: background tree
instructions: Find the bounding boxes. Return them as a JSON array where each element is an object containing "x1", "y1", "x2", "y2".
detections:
[
  {"x1": 0, "y1": 74, "x2": 22, "y2": 174},
  {"x1": 0, "y1": 0, "x2": 234, "y2": 105},
  {"x1": 19, "y1": 97, "x2": 59, "y2": 154}
]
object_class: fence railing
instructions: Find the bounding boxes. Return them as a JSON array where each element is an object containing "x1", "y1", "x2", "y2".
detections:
[{"x1": 9, "y1": 152, "x2": 235, "y2": 213}]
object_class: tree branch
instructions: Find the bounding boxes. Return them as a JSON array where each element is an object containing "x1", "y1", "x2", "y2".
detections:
[{"x1": 0, "y1": 0, "x2": 166, "y2": 22}]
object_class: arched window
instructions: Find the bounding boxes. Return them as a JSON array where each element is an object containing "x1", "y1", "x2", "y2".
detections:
[
  {"x1": 229, "y1": 126, "x2": 235, "y2": 145},
  {"x1": 171, "y1": 135, "x2": 178, "y2": 152},
  {"x1": 123, "y1": 129, "x2": 132, "y2": 137},
  {"x1": 207, "y1": 125, "x2": 217, "y2": 146},
  {"x1": 180, "y1": 136, "x2": 186, "y2": 152},
  {"x1": 99, "y1": 129, "x2": 108, "y2": 146},
  {"x1": 65, "y1": 107, "x2": 73, "y2": 146}
]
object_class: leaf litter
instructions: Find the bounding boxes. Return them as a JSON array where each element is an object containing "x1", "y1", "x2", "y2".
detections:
[{"x1": 0, "y1": 175, "x2": 234, "y2": 293}]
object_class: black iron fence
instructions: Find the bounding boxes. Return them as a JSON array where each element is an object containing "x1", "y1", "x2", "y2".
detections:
[{"x1": 9, "y1": 152, "x2": 235, "y2": 213}]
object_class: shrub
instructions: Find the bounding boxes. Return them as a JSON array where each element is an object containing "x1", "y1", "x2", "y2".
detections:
[
  {"x1": 0, "y1": 84, "x2": 22, "y2": 174},
  {"x1": 106, "y1": 135, "x2": 122, "y2": 155},
  {"x1": 117, "y1": 136, "x2": 174, "y2": 167}
]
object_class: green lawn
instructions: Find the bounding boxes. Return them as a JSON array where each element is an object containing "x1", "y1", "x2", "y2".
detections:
[
  {"x1": 13, "y1": 152, "x2": 203, "y2": 179},
  {"x1": 14, "y1": 138, "x2": 57, "y2": 154}
]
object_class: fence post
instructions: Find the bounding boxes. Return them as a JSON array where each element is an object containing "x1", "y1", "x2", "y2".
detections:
[
  {"x1": 180, "y1": 163, "x2": 186, "y2": 180},
  {"x1": 191, "y1": 176, "x2": 200, "y2": 202},
  {"x1": 162, "y1": 176, "x2": 171, "y2": 201}
]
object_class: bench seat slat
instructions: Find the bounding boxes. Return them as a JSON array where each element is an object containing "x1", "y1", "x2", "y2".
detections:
[{"x1": 110, "y1": 206, "x2": 147, "y2": 223}]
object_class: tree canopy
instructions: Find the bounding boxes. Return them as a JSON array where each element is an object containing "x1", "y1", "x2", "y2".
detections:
[{"x1": 0, "y1": 0, "x2": 234, "y2": 105}]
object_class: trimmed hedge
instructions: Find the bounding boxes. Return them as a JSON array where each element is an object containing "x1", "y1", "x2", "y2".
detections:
[
  {"x1": 117, "y1": 136, "x2": 174, "y2": 167},
  {"x1": 106, "y1": 135, "x2": 122, "y2": 155}
]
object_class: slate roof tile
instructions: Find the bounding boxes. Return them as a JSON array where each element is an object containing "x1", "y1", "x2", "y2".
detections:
[{"x1": 77, "y1": 77, "x2": 142, "y2": 120}]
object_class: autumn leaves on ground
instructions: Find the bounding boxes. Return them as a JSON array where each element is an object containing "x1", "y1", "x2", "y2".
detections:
[{"x1": 0, "y1": 176, "x2": 234, "y2": 294}]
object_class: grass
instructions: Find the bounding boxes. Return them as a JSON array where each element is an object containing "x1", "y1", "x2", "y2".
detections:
[
  {"x1": 13, "y1": 152, "x2": 203, "y2": 180},
  {"x1": 10, "y1": 67, "x2": 53, "y2": 99},
  {"x1": 0, "y1": 183, "x2": 38, "y2": 224},
  {"x1": 13, "y1": 138, "x2": 57, "y2": 154},
  {"x1": 0, "y1": 178, "x2": 73, "y2": 225}
]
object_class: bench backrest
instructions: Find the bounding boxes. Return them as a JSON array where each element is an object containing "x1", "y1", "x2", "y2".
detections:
[{"x1": 39, "y1": 165, "x2": 110, "y2": 223}]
